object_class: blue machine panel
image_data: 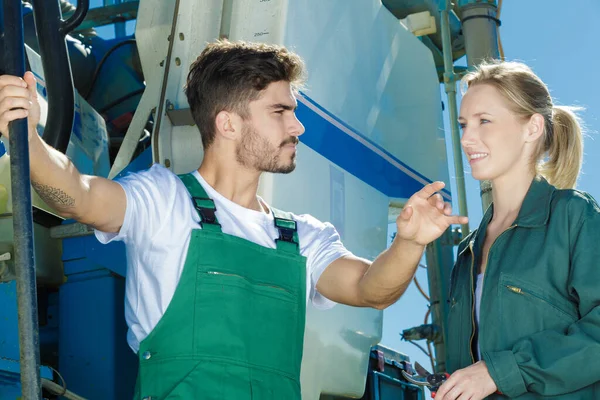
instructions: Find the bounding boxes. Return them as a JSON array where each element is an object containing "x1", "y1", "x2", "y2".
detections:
[
  {"x1": 58, "y1": 234, "x2": 137, "y2": 399},
  {"x1": 0, "y1": 282, "x2": 54, "y2": 398}
]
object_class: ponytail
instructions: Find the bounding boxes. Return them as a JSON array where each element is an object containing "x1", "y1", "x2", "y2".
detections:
[{"x1": 538, "y1": 106, "x2": 584, "y2": 189}]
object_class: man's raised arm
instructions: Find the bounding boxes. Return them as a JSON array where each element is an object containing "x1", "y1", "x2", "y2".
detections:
[
  {"x1": 317, "y1": 182, "x2": 467, "y2": 309},
  {"x1": 0, "y1": 72, "x2": 126, "y2": 233}
]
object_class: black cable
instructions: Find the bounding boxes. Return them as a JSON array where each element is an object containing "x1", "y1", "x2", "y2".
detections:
[
  {"x1": 60, "y1": 0, "x2": 90, "y2": 36},
  {"x1": 413, "y1": 276, "x2": 430, "y2": 301},
  {"x1": 42, "y1": 366, "x2": 88, "y2": 400},
  {"x1": 408, "y1": 340, "x2": 432, "y2": 359},
  {"x1": 50, "y1": 366, "x2": 67, "y2": 396},
  {"x1": 461, "y1": 15, "x2": 502, "y2": 27},
  {"x1": 99, "y1": 87, "x2": 145, "y2": 114},
  {"x1": 42, "y1": 379, "x2": 87, "y2": 400},
  {"x1": 83, "y1": 38, "x2": 137, "y2": 99}
]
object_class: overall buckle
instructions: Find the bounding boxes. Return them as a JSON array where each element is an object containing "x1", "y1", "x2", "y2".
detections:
[
  {"x1": 275, "y1": 219, "x2": 297, "y2": 243},
  {"x1": 278, "y1": 226, "x2": 296, "y2": 243},
  {"x1": 192, "y1": 197, "x2": 218, "y2": 225}
]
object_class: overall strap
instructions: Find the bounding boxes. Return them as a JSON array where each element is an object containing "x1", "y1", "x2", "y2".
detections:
[
  {"x1": 271, "y1": 207, "x2": 300, "y2": 254},
  {"x1": 178, "y1": 173, "x2": 222, "y2": 232}
]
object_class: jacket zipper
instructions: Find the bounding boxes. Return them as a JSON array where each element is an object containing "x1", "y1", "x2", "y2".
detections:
[
  {"x1": 469, "y1": 224, "x2": 517, "y2": 363},
  {"x1": 506, "y1": 286, "x2": 522, "y2": 294},
  {"x1": 505, "y1": 285, "x2": 576, "y2": 320},
  {"x1": 205, "y1": 271, "x2": 292, "y2": 295},
  {"x1": 467, "y1": 240, "x2": 476, "y2": 363}
]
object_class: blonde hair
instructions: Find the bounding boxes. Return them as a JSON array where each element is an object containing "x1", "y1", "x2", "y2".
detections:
[{"x1": 461, "y1": 61, "x2": 584, "y2": 189}]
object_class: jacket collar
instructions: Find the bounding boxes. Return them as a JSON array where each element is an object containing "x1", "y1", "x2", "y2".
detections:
[
  {"x1": 459, "y1": 176, "x2": 555, "y2": 256},
  {"x1": 514, "y1": 176, "x2": 555, "y2": 228},
  {"x1": 479, "y1": 176, "x2": 555, "y2": 229}
]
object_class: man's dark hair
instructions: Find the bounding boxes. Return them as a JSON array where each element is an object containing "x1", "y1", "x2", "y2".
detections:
[{"x1": 184, "y1": 40, "x2": 306, "y2": 149}]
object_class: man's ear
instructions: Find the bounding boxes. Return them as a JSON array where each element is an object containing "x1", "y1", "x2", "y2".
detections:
[
  {"x1": 526, "y1": 113, "x2": 545, "y2": 143},
  {"x1": 215, "y1": 110, "x2": 238, "y2": 140}
]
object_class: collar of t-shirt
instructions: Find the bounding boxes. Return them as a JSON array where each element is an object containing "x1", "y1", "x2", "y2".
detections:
[{"x1": 192, "y1": 171, "x2": 276, "y2": 227}]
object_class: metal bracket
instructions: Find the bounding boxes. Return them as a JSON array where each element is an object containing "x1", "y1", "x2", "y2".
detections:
[{"x1": 165, "y1": 101, "x2": 195, "y2": 127}]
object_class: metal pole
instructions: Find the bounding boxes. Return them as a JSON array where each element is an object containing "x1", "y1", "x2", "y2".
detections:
[
  {"x1": 440, "y1": 1, "x2": 469, "y2": 235},
  {"x1": 424, "y1": 233, "x2": 454, "y2": 373},
  {"x1": 420, "y1": 0, "x2": 472, "y2": 375},
  {"x1": 460, "y1": 1, "x2": 500, "y2": 66},
  {"x1": 2, "y1": 0, "x2": 42, "y2": 398},
  {"x1": 458, "y1": 0, "x2": 500, "y2": 210}
]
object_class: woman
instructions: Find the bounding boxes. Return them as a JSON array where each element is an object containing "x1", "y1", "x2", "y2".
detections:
[{"x1": 435, "y1": 61, "x2": 600, "y2": 400}]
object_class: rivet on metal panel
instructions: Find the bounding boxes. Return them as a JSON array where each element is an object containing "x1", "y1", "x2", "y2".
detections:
[
  {"x1": 164, "y1": 159, "x2": 171, "y2": 168},
  {"x1": 175, "y1": 57, "x2": 181, "y2": 66},
  {"x1": 159, "y1": 60, "x2": 164, "y2": 67},
  {"x1": 179, "y1": 32, "x2": 185, "y2": 41}
]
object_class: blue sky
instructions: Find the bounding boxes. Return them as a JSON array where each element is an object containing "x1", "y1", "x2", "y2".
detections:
[{"x1": 381, "y1": 0, "x2": 600, "y2": 375}]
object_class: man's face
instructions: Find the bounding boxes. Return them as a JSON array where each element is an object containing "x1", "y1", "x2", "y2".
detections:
[{"x1": 235, "y1": 81, "x2": 305, "y2": 174}]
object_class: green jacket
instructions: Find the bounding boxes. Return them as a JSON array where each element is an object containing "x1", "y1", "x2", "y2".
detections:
[{"x1": 446, "y1": 177, "x2": 600, "y2": 399}]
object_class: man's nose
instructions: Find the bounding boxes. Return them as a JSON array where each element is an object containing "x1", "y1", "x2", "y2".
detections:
[{"x1": 290, "y1": 114, "x2": 305, "y2": 137}]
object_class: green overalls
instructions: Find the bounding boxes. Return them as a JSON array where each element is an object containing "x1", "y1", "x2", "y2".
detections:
[{"x1": 135, "y1": 173, "x2": 307, "y2": 399}]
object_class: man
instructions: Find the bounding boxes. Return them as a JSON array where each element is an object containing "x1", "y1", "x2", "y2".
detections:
[{"x1": 0, "y1": 40, "x2": 467, "y2": 399}]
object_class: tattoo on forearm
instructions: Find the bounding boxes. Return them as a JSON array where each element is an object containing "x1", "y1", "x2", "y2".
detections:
[{"x1": 32, "y1": 182, "x2": 76, "y2": 208}]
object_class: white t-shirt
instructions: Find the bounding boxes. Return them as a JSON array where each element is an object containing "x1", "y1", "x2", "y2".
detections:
[
  {"x1": 95, "y1": 164, "x2": 352, "y2": 353},
  {"x1": 475, "y1": 273, "x2": 484, "y2": 360}
]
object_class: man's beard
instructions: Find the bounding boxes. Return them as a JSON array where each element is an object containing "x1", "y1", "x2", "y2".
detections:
[{"x1": 235, "y1": 123, "x2": 298, "y2": 174}]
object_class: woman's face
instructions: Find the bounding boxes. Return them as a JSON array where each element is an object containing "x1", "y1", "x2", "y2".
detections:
[{"x1": 459, "y1": 83, "x2": 539, "y2": 183}]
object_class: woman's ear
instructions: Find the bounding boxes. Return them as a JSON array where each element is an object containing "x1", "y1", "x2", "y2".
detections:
[{"x1": 526, "y1": 113, "x2": 545, "y2": 143}]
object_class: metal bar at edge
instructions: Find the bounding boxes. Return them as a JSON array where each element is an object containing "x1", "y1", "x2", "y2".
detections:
[
  {"x1": 440, "y1": 1, "x2": 470, "y2": 236},
  {"x1": 2, "y1": 0, "x2": 42, "y2": 398}
]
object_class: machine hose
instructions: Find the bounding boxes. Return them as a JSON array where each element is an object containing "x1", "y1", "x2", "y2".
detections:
[{"x1": 42, "y1": 377, "x2": 88, "y2": 400}]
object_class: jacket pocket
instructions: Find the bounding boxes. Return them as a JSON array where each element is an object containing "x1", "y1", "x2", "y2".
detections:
[
  {"x1": 499, "y1": 274, "x2": 578, "y2": 345},
  {"x1": 500, "y1": 274, "x2": 578, "y2": 321}
]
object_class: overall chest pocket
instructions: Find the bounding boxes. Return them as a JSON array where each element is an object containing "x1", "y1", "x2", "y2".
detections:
[
  {"x1": 192, "y1": 267, "x2": 302, "y2": 375},
  {"x1": 201, "y1": 270, "x2": 297, "y2": 303},
  {"x1": 499, "y1": 273, "x2": 578, "y2": 345}
]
